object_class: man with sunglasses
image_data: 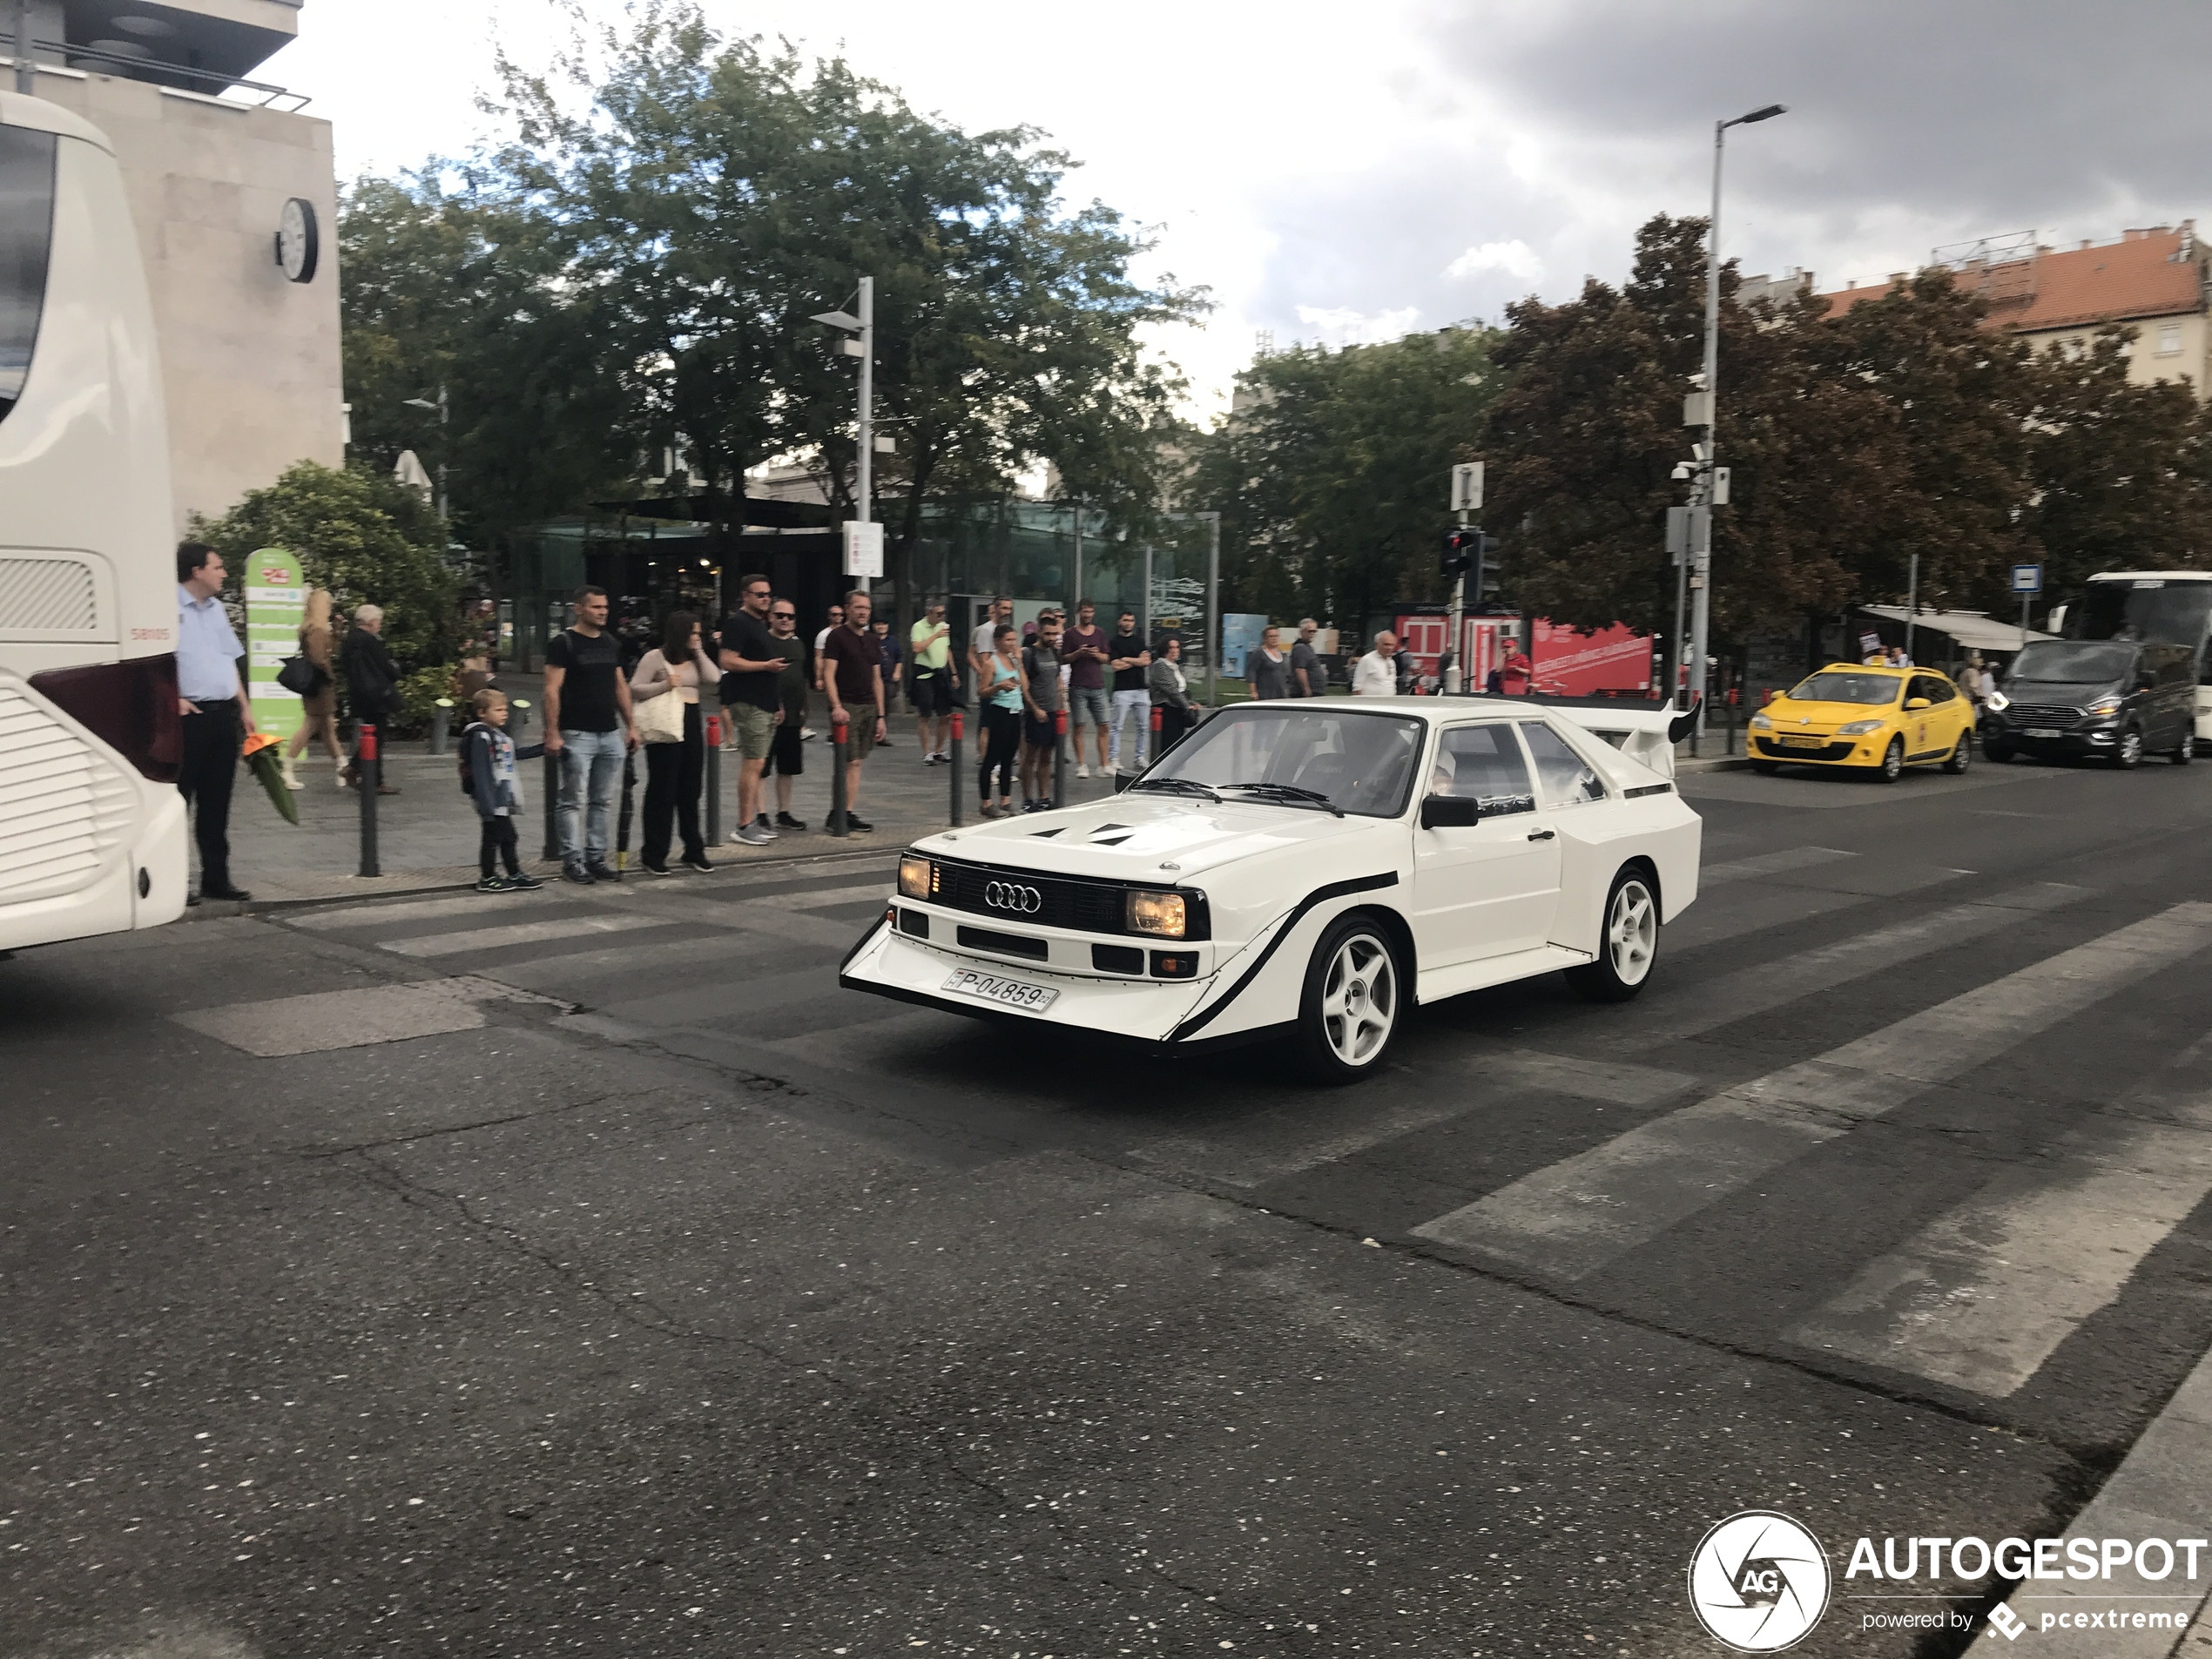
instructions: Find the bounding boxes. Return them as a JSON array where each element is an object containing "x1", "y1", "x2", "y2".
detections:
[{"x1": 764, "y1": 600, "x2": 809, "y2": 831}]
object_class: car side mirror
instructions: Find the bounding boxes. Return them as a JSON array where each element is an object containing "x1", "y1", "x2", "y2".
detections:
[
  {"x1": 1905, "y1": 697, "x2": 1931, "y2": 711},
  {"x1": 1420, "y1": 793, "x2": 1482, "y2": 829},
  {"x1": 1113, "y1": 771, "x2": 1133, "y2": 793}
]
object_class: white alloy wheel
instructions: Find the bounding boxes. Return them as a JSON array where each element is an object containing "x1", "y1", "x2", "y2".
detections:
[
  {"x1": 1605, "y1": 879, "x2": 1657, "y2": 987},
  {"x1": 1566, "y1": 868, "x2": 1662, "y2": 1003},
  {"x1": 1298, "y1": 917, "x2": 1406, "y2": 1082},
  {"x1": 1319, "y1": 932, "x2": 1398, "y2": 1066}
]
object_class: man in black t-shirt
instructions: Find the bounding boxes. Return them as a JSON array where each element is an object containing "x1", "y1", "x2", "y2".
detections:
[
  {"x1": 821, "y1": 589, "x2": 887, "y2": 831},
  {"x1": 1107, "y1": 610, "x2": 1152, "y2": 772},
  {"x1": 715, "y1": 574, "x2": 786, "y2": 847},
  {"x1": 542, "y1": 584, "x2": 637, "y2": 883}
]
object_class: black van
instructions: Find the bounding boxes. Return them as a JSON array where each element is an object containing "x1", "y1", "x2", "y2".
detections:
[{"x1": 1983, "y1": 638, "x2": 2195, "y2": 767}]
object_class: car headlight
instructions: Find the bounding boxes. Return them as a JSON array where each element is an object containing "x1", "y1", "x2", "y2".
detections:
[
  {"x1": 1836, "y1": 718, "x2": 1885, "y2": 736},
  {"x1": 898, "y1": 853, "x2": 934, "y2": 900},
  {"x1": 1985, "y1": 691, "x2": 2009, "y2": 711},
  {"x1": 1125, "y1": 889, "x2": 1187, "y2": 939},
  {"x1": 2087, "y1": 695, "x2": 2123, "y2": 718},
  {"x1": 1750, "y1": 711, "x2": 1772, "y2": 730}
]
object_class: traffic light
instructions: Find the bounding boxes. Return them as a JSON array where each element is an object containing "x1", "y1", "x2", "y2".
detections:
[{"x1": 1442, "y1": 528, "x2": 1485, "y2": 578}]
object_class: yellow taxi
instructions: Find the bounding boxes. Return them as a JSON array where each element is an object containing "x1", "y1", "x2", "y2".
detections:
[{"x1": 1748, "y1": 663, "x2": 1975, "y2": 782}]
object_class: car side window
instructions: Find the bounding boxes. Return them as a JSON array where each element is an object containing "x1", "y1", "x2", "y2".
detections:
[
  {"x1": 1923, "y1": 676, "x2": 1955, "y2": 705},
  {"x1": 1518, "y1": 720, "x2": 1607, "y2": 806},
  {"x1": 1433, "y1": 724, "x2": 1536, "y2": 815}
]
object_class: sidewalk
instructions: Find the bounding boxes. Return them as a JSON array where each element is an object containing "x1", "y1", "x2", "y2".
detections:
[{"x1": 216, "y1": 710, "x2": 1133, "y2": 907}]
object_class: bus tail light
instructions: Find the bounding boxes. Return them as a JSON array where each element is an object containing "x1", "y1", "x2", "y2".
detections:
[{"x1": 28, "y1": 654, "x2": 182, "y2": 783}]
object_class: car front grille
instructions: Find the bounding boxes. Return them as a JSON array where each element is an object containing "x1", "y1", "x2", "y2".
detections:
[
  {"x1": 1757, "y1": 736, "x2": 1856, "y2": 761},
  {"x1": 2001, "y1": 703, "x2": 2084, "y2": 729}
]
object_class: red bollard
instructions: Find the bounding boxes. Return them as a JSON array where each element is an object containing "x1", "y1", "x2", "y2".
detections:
[
  {"x1": 830, "y1": 711, "x2": 850, "y2": 837},
  {"x1": 949, "y1": 707, "x2": 966, "y2": 827},
  {"x1": 356, "y1": 722, "x2": 380, "y2": 877},
  {"x1": 703, "y1": 714, "x2": 723, "y2": 843},
  {"x1": 1053, "y1": 707, "x2": 1069, "y2": 806}
]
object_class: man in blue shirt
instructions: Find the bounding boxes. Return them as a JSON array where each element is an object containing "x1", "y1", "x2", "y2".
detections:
[{"x1": 175, "y1": 542, "x2": 258, "y2": 903}]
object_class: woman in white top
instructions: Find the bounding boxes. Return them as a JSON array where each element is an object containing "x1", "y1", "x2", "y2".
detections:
[{"x1": 629, "y1": 610, "x2": 722, "y2": 874}]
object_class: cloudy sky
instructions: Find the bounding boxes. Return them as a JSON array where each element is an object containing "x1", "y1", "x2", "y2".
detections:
[{"x1": 274, "y1": 0, "x2": 2211, "y2": 419}]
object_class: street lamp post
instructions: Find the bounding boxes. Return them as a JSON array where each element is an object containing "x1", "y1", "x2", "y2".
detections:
[
  {"x1": 810, "y1": 279, "x2": 875, "y2": 526},
  {"x1": 403, "y1": 384, "x2": 449, "y2": 521},
  {"x1": 1689, "y1": 102, "x2": 1785, "y2": 739},
  {"x1": 14, "y1": 0, "x2": 34, "y2": 94}
]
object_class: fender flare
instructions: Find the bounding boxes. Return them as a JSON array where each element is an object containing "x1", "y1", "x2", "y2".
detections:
[{"x1": 1167, "y1": 873, "x2": 1399, "y2": 1042}]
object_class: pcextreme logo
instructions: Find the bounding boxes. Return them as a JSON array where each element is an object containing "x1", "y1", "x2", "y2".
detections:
[{"x1": 1688, "y1": 1511, "x2": 1832, "y2": 1652}]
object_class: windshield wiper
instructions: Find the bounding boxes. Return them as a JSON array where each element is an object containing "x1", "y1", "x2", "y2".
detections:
[
  {"x1": 1217, "y1": 782, "x2": 1344, "y2": 817},
  {"x1": 1129, "y1": 776, "x2": 1223, "y2": 802}
]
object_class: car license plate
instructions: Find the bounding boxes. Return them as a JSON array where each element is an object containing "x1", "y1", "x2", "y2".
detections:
[
  {"x1": 1781, "y1": 735, "x2": 1826, "y2": 748},
  {"x1": 2025, "y1": 727, "x2": 2063, "y2": 739},
  {"x1": 942, "y1": 969, "x2": 1058, "y2": 1013}
]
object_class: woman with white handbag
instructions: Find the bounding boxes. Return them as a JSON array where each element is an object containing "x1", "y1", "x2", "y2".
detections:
[{"x1": 628, "y1": 610, "x2": 721, "y2": 875}]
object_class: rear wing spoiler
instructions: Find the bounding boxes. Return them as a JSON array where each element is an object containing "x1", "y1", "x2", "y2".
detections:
[{"x1": 1550, "y1": 698, "x2": 1698, "y2": 779}]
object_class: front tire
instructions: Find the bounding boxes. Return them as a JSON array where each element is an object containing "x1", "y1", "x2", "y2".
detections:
[
  {"x1": 1985, "y1": 740, "x2": 2014, "y2": 764},
  {"x1": 2114, "y1": 725, "x2": 2145, "y2": 769},
  {"x1": 1942, "y1": 731, "x2": 1972, "y2": 775},
  {"x1": 2173, "y1": 732, "x2": 2195, "y2": 765},
  {"x1": 1296, "y1": 915, "x2": 1404, "y2": 1082},
  {"x1": 1565, "y1": 867, "x2": 1660, "y2": 1003},
  {"x1": 1877, "y1": 735, "x2": 1905, "y2": 783}
]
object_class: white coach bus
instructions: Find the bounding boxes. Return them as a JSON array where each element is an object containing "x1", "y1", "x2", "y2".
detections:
[
  {"x1": 0, "y1": 91, "x2": 188, "y2": 953},
  {"x1": 2058, "y1": 571, "x2": 2212, "y2": 741}
]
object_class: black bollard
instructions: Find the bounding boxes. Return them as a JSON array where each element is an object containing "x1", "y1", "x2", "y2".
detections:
[
  {"x1": 356, "y1": 722, "x2": 381, "y2": 878},
  {"x1": 704, "y1": 713, "x2": 722, "y2": 845},
  {"x1": 543, "y1": 748, "x2": 562, "y2": 861}
]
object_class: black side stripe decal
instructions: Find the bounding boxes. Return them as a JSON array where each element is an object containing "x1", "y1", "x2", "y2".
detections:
[
  {"x1": 840, "y1": 913, "x2": 891, "y2": 973},
  {"x1": 1169, "y1": 873, "x2": 1399, "y2": 1043}
]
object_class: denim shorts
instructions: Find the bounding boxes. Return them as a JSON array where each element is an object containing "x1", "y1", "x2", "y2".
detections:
[{"x1": 1069, "y1": 685, "x2": 1110, "y2": 729}]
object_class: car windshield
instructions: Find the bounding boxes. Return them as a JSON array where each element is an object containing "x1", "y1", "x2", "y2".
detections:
[
  {"x1": 1136, "y1": 705, "x2": 1424, "y2": 817},
  {"x1": 2008, "y1": 641, "x2": 2135, "y2": 684},
  {"x1": 1789, "y1": 671, "x2": 1900, "y2": 705}
]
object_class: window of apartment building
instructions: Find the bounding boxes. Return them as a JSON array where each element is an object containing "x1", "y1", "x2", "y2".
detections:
[{"x1": 2158, "y1": 323, "x2": 2183, "y2": 356}]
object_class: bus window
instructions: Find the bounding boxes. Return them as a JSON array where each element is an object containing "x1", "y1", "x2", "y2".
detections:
[
  {"x1": 0, "y1": 126, "x2": 55, "y2": 423},
  {"x1": 2068, "y1": 579, "x2": 2212, "y2": 680}
]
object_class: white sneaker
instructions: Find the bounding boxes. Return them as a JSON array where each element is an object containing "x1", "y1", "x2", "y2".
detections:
[
  {"x1": 1077, "y1": 764, "x2": 1090, "y2": 779},
  {"x1": 753, "y1": 814, "x2": 779, "y2": 840},
  {"x1": 733, "y1": 822, "x2": 772, "y2": 846}
]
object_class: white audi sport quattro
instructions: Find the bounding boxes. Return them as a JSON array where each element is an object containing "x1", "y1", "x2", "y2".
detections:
[{"x1": 840, "y1": 698, "x2": 1703, "y2": 1080}]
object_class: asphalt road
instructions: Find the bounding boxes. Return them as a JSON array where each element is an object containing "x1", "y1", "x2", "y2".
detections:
[{"x1": 9, "y1": 750, "x2": 2212, "y2": 1657}]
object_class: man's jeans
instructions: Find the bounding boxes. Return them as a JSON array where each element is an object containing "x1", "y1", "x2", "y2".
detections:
[
  {"x1": 1108, "y1": 688, "x2": 1152, "y2": 770},
  {"x1": 557, "y1": 728, "x2": 624, "y2": 865}
]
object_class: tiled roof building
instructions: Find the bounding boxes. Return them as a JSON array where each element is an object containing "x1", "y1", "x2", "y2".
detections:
[{"x1": 1819, "y1": 223, "x2": 2212, "y2": 395}]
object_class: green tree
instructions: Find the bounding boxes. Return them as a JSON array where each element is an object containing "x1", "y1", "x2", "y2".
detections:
[
  {"x1": 1484, "y1": 214, "x2": 1912, "y2": 677},
  {"x1": 190, "y1": 462, "x2": 462, "y2": 729},
  {"x1": 2018, "y1": 327, "x2": 2212, "y2": 596},
  {"x1": 1185, "y1": 326, "x2": 1502, "y2": 627},
  {"x1": 482, "y1": 1, "x2": 1203, "y2": 622},
  {"x1": 340, "y1": 173, "x2": 631, "y2": 558}
]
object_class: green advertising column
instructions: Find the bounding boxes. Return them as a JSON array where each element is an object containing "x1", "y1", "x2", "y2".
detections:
[{"x1": 246, "y1": 546, "x2": 306, "y2": 744}]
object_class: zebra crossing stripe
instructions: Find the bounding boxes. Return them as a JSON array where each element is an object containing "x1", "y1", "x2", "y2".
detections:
[
  {"x1": 1787, "y1": 1033, "x2": 2212, "y2": 1397},
  {"x1": 1699, "y1": 846, "x2": 1856, "y2": 887},
  {"x1": 1131, "y1": 1049, "x2": 1696, "y2": 1190},
  {"x1": 381, "y1": 912, "x2": 673, "y2": 958},
  {"x1": 1411, "y1": 904, "x2": 2212, "y2": 1282},
  {"x1": 1661, "y1": 882, "x2": 2087, "y2": 1038}
]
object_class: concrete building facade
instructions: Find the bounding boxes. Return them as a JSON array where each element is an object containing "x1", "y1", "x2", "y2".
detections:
[{"x1": 10, "y1": 0, "x2": 341, "y2": 529}]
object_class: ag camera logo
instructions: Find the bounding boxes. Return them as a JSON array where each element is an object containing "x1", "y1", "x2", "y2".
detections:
[{"x1": 1689, "y1": 1511, "x2": 1831, "y2": 1652}]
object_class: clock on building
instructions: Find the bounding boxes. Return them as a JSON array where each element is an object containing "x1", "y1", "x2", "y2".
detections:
[{"x1": 274, "y1": 198, "x2": 318, "y2": 283}]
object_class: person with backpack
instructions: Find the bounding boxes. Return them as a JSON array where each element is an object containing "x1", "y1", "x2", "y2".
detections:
[{"x1": 460, "y1": 687, "x2": 545, "y2": 892}]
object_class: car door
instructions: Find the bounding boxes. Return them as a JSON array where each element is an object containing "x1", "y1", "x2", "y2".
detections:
[
  {"x1": 1920, "y1": 672, "x2": 1967, "y2": 757},
  {"x1": 1902, "y1": 674, "x2": 1947, "y2": 759},
  {"x1": 1411, "y1": 721, "x2": 1562, "y2": 970},
  {"x1": 2148, "y1": 645, "x2": 2192, "y2": 746}
]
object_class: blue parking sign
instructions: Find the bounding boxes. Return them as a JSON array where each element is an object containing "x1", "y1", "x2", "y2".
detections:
[{"x1": 2011, "y1": 563, "x2": 2043, "y2": 595}]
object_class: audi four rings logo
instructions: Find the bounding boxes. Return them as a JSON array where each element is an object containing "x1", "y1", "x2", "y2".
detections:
[{"x1": 984, "y1": 880, "x2": 1043, "y2": 914}]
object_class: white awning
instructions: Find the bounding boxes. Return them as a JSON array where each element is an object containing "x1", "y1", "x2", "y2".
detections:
[{"x1": 1858, "y1": 606, "x2": 2054, "y2": 652}]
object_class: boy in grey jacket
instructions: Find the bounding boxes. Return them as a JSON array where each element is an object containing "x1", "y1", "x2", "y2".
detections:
[{"x1": 461, "y1": 688, "x2": 545, "y2": 892}]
